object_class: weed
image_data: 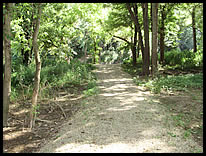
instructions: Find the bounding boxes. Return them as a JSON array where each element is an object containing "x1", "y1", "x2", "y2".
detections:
[
  {"x1": 83, "y1": 87, "x2": 99, "y2": 97},
  {"x1": 184, "y1": 129, "x2": 191, "y2": 139},
  {"x1": 168, "y1": 132, "x2": 177, "y2": 137},
  {"x1": 172, "y1": 114, "x2": 185, "y2": 127},
  {"x1": 192, "y1": 148, "x2": 202, "y2": 153}
]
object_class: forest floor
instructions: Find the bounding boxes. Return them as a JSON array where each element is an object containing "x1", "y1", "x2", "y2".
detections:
[{"x1": 3, "y1": 64, "x2": 203, "y2": 153}]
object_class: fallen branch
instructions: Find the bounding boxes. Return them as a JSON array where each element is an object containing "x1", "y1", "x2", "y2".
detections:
[
  {"x1": 36, "y1": 117, "x2": 53, "y2": 123},
  {"x1": 53, "y1": 102, "x2": 67, "y2": 119}
]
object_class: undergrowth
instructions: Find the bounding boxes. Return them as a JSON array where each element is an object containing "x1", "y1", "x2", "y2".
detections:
[
  {"x1": 122, "y1": 50, "x2": 203, "y2": 94},
  {"x1": 11, "y1": 59, "x2": 97, "y2": 101},
  {"x1": 133, "y1": 73, "x2": 203, "y2": 94}
]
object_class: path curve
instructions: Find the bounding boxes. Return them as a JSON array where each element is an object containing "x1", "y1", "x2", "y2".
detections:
[{"x1": 37, "y1": 64, "x2": 201, "y2": 153}]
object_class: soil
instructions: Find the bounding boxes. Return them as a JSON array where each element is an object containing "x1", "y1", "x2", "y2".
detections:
[
  {"x1": 3, "y1": 64, "x2": 203, "y2": 153},
  {"x1": 3, "y1": 84, "x2": 87, "y2": 153}
]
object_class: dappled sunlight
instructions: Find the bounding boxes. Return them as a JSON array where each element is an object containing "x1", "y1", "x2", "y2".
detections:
[
  {"x1": 107, "y1": 105, "x2": 137, "y2": 111},
  {"x1": 54, "y1": 142, "x2": 140, "y2": 153},
  {"x1": 10, "y1": 145, "x2": 25, "y2": 153},
  {"x1": 3, "y1": 127, "x2": 16, "y2": 133},
  {"x1": 100, "y1": 78, "x2": 132, "y2": 83},
  {"x1": 3, "y1": 130, "x2": 29, "y2": 141},
  {"x1": 69, "y1": 95, "x2": 84, "y2": 101},
  {"x1": 52, "y1": 136, "x2": 175, "y2": 153},
  {"x1": 12, "y1": 109, "x2": 29, "y2": 116},
  {"x1": 9, "y1": 103, "x2": 21, "y2": 109},
  {"x1": 134, "y1": 138, "x2": 176, "y2": 153},
  {"x1": 36, "y1": 64, "x2": 202, "y2": 153}
]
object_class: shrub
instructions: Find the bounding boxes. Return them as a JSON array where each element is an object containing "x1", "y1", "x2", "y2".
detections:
[
  {"x1": 141, "y1": 73, "x2": 203, "y2": 94},
  {"x1": 164, "y1": 49, "x2": 202, "y2": 69},
  {"x1": 11, "y1": 58, "x2": 97, "y2": 101}
]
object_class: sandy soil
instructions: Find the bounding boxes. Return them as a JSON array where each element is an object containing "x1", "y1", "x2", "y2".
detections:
[{"x1": 36, "y1": 64, "x2": 202, "y2": 153}]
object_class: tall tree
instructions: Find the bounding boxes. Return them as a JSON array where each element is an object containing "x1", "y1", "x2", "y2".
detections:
[
  {"x1": 132, "y1": 5, "x2": 138, "y2": 66},
  {"x1": 151, "y1": 3, "x2": 158, "y2": 75},
  {"x1": 192, "y1": 6, "x2": 197, "y2": 53},
  {"x1": 30, "y1": 3, "x2": 42, "y2": 129},
  {"x1": 132, "y1": 24, "x2": 137, "y2": 66},
  {"x1": 159, "y1": 3, "x2": 176, "y2": 64},
  {"x1": 105, "y1": 3, "x2": 137, "y2": 66},
  {"x1": 142, "y1": 3, "x2": 150, "y2": 75},
  {"x1": 126, "y1": 3, "x2": 144, "y2": 61},
  {"x1": 3, "y1": 3, "x2": 13, "y2": 127},
  {"x1": 159, "y1": 4, "x2": 166, "y2": 64}
]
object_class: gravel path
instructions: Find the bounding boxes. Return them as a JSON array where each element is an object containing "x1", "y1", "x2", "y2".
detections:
[{"x1": 37, "y1": 64, "x2": 202, "y2": 153}]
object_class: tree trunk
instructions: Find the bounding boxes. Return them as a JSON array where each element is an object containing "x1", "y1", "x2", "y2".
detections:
[
  {"x1": 131, "y1": 46, "x2": 136, "y2": 66},
  {"x1": 93, "y1": 39, "x2": 96, "y2": 64},
  {"x1": 30, "y1": 3, "x2": 42, "y2": 129},
  {"x1": 3, "y1": 3, "x2": 13, "y2": 127},
  {"x1": 99, "y1": 50, "x2": 101, "y2": 64},
  {"x1": 150, "y1": 3, "x2": 152, "y2": 32},
  {"x1": 132, "y1": 24, "x2": 138, "y2": 66},
  {"x1": 192, "y1": 7, "x2": 197, "y2": 53},
  {"x1": 84, "y1": 39, "x2": 88, "y2": 63},
  {"x1": 126, "y1": 3, "x2": 144, "y2": 60},
  {"x1": 137, "y1": 40, "x2": 140, "y2": 58},
  {"x1": 160, "y1": 5, "x2": 166, "y2": 64},
  {"x1": 151, "y1": 3, "x2": 158, "y2": 75},
  {"x1": 142, "y1": 3, "x2": 150, "y2": 76}
]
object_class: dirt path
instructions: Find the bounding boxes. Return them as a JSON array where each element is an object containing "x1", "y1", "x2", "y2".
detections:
[{"x1": 36, "y1": 64, "x2": 202, "y2": 153}]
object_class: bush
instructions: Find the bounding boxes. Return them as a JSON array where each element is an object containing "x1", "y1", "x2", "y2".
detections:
[
  {"x1": 140, "y1": 73, "x2": 203, "y2": 94},
  {"x1": 164, "y1": 49, "x2": 202, "y2": 69},
  {"x1": 11, "y1": 58, "x2": 97, "y2": 101},
  {"x1": 11, "y1": 63, "x2": 35, "y2": 89}
]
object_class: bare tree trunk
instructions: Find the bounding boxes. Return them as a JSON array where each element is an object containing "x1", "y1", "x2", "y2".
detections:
[
  {"x1": 159, "y1": 5, "x2": 166, "y2": 64},
  {"x1": 99, "y1": 49, "x2": 101, "y2": 64},
  {"x1": 132, "y1": 6, "x2": 138, "y2": 66},
  {"x1": 151, "y1": 3, "x2": 158, "y2": 75},
  {"x1": 142, "y1": 3, "x2": 150, "y2": 76},
  {"x1": 30, "y1": 3, "x2": 42, "y2": 129},
  {"x1": 132, "y1": 24, "x2": 137, "y2": 66},
  {"x1": 126, "y1": 3, "x2": 144, "y2": 60},
  {"x1": 137, "y1": 41, "x2": 140, "y2": 58},
  {"x1": 3, "y1": 3, "x2": 13, "y2": 127},
  {"x1": 192, "y1": 7, "x2": 197, "y2": 53},
  {"x1": 84, "y1": 39, "x2": 88, "y2": 63},
  {"x1": 93, "y1": 39, "x2": 96, "y2": 64}
]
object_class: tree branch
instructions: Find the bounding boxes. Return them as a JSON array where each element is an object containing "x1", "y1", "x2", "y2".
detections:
[
  {"x1": 108, "y1": 32, "x2": 131, "y2": 45},
  {"x1": 113, "y1": 35, "x2": 131, "y2": 45}
]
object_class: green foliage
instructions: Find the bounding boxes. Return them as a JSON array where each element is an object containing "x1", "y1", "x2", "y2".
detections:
[
  {"x1": 8, "y1": 3, "x2": 203, "y2": 102},
  {"x1": 40, "y1": 59, "x2": 96, "y2": 88},
  {"x1": 83, "y1": 74, "x2": 98, "y2": 97},
  {"x1": 164, "y1": 49, "x2": 203, "y2": 69},
  {"x1": 83, "y1": 87, "x2": 99, "y2": 97},
  {"x1": 122, "y1": 57, "x2": 142, "y2": 76},
  {"x1": 101, "y1": 47, "x2": 121, "y2": 64},
  {"x1": 168, "y1": 132, "x2": 177, "y2": 137},
  {"x1": 141, "y1": 73, "x2": 203, "y2": 94},
  {"x1": 11, "y1": 62, "x2": 35, "y2": 89},
  {"x1": 11, "y1": 59, "x2": 97, "y2": 101}
]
